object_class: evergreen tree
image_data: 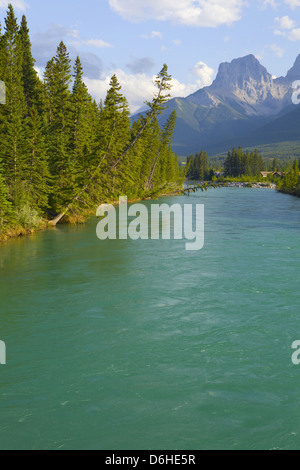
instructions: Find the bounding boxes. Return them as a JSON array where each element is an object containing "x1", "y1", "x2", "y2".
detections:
[
  {"x1": 272, "y1": 158, "x2": 279, "y2": 172},
  {"x1": 70, "y1": 57, "x2": 99, "y2": 173},
  {"x1": 0, "y1": 159, "x2": 12, "y2": 228},
  {"x1": 186, "y1": 154, "x2": 194, "y2": 179},
  {"x1": 146, "y1": 110, "x2": 177, "y2": 190},
  {"x1": 45, "y1": 42, "x2": 74, "y2": 211},
  {"x1": 23, "y1": 108, "x2": 51, "y2": 211},
  {"x1": 49, "y1": 65, "x2": 175, "y2": 226},
  {"x1": 200, "y1": 151, "x2": 209, "y2": 180},
  {"x1": 96, "y1": 74, "x2": 131, "y2": 198},
  {"x1": 0, "y1": 4, "x2": 27, "y2": 191},
  {"x1": 0, "y1": 4, "x2": 183, "y2": 237},
  {"x1": 19, "y1": 15, "x2": 38, "y2": 109}
]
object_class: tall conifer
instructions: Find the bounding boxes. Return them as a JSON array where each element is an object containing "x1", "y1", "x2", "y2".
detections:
[{"x1": 19, "y1": 15, "x2": 38, "y2": 109}]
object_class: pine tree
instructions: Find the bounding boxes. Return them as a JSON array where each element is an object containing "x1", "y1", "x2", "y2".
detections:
[
  {"x1": 186, "y1": 154, "x2": 194, "y2": 179},
  {"x1": 43, "y1": 58, "x2": 56, "y2": 126},
  {"x1": 0, "y1": 4, "x2": 27, "y2": 191},
  {"x1": 70, "y1": 57, "x2": 99, "y2": 172},
  {"x1": 0, "y1": 22, "x2": 6, "y2": 134},
  {"x1": 0, "y1": 21, "x2": 6, "y2": 80},
  {"x1": 146, "y1": 110, "x2": 177, "y2": 190},
  {"x1": 23, "y1": 108, "x2": 51, "y2": 211},
  {"x1": 0, "y1": 159, "x2": 12, "y2": 228},
  {"x1": 97, "y1": 74, "x2": 131, "y2": 197},
  {"x1": 272, "y1": 158, "x2": 279, "y2": 172},
  {"x1": 19, "y1": 15, "x2": 38, "y2": 109},
  {"x1": 45, "y1": 42, "x2": 74, "y2": 211}
]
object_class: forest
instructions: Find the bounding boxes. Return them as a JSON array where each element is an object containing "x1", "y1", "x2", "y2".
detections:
[
  {"x1": 0, "y1": 5, "x2": 185, "y2": 240},
  {"x1": 278, "y1": 159, "x2": 300, "y2": 197},
  {"x1": 186, "y1": 151, "x2": 214, "y2": 181},
  {"x1": 223, "y1": 147, "x2": 265, "y2": 178}
]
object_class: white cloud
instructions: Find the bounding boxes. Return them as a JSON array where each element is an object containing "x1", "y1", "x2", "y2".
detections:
[
  {"x1": 270, "y1": 44, "x2": 285, "y2": 57},
  {"x1": 75, "y1": 39, "x2": 112, "y2": 48},
  {"x1": 141, "y1": 31, "x2": 163, "y2": 40},
  {"x1": 288, "y1": 28, "x2": 300, "y2": 40},
  {"x1": 192, "y1": 61, "x2": 215, "y2": 88},
  {"x1": 260, "y1": 0, "x2": 279, "y2": 9},
  {"x1": 285, "y1": 0, "x2": 300, "y2": 9},
  {"x1": 274, "y1": 15, "x2": 299, "y2": 40},
  {"x1": 32, "y1": 25, "x2": 106, "y2": 79},
  {"x1": 172, "y1": 39, "x2": 182, "y2": 46},
  {"x1": 0, "y1": 0, "x2": 26, "y2": 10},
  {"x1": 84, "y1": 71, "x2": 156, "y2": 113},
  {"x1": 275, "y1": 15, "x2": 295, "y2": 29},
  {"x1": 151, "y1": 30, "x2": 163, "y2": 39},
  {"x1": 274, "y1": 29, "x2": 286, "y2": 36},
  {"x1": 109, "y1": 0, "x2": 244, "y2": 27},
  {"x1": 84, "y1": 62, "x2": 214, "y2": 113}
]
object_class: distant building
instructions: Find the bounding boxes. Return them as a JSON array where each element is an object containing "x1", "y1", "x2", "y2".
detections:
[
  {"x1": 214, "y1": 171, "x2": 224, "y2": 178},
  {"x1": 260, "y1": 171, "x2": 286, "y2": 179},
  {"x1": 260, "y1": 172, "x2": 273, "y2": 178}
]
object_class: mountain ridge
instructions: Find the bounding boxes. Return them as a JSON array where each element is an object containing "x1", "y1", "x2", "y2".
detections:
[
  {"x1": 186, "y1": 54, "x2": 293, "y2": 117},
  {"x1": 135, "y1": 53, "x2": 300, "y2": 156}
]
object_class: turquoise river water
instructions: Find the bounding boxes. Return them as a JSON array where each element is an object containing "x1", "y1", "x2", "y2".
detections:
[{"x1": 0, "y1": 188, "x2": 300, "y2": 450}]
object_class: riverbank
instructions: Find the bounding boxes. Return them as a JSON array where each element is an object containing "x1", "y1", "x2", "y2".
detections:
[
  {"x1": 0, "y1": 183, "x2": 184, "y2": 243},
  {"x1": 225, "y1": 182, "x2": 277, "y2": 189},
  {"x1": 277, "y1": 187, "x2": 300, "y2": 198},
  {"x1": 0, "y1": 223, "x2": 47, "y2": 243},
  {"x1": 0, "y1": 181, "x2": 280, "y2": 243}
]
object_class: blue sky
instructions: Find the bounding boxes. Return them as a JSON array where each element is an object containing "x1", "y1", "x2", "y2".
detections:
[{"x1": 0, "y1": 0, "x2": 300, "y2": 111}]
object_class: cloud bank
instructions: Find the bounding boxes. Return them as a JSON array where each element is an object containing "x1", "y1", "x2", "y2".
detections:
[
  {"x1": 84, "y1": 62, "x2": 214, "y2": 113},
  {"x1": 108, "y1": 0, "x2": 244, "y2": 27}
]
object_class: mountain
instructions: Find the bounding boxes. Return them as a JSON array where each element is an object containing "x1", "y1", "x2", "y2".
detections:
[
  {"x1": 283, "y1": 54, "x2": 300, "y2": 82},
  {"x1": 156, "y1": 96, "x2": 268, "y2": 155},
  {"x1": 239, "y1": 104, "x2": 300, "y2": 147},
  {"x1": 187, "y1": 54, "x2": 291, "y2": 117},
  {"x1": 133, "y1": 54, "x2": 300, "y2": 157}
]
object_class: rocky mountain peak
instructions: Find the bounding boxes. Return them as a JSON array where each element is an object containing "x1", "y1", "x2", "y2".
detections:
[
  {"x1": 286, "y1": 54, "x2": 300, "y2": 82},
  {"x1": 213, "y1": 54, "x2": 271, "y2": 89},
  {"x1": 187, "y1": 54, "x2": 290, "y2": 117}
]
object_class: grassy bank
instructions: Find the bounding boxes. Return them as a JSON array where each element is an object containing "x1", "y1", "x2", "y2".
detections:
[{"x1": 0, "y1": 182, "x2": 185, "y2": 243}]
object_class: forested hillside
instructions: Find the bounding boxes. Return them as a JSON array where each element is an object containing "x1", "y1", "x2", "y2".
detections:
[{"x1": 0, "y1": 5, "x2": 184, "y2": 240}]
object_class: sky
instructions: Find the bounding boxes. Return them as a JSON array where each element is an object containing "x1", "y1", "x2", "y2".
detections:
[{"x1": 0, "y1": 0, "x2": 300, "y2": 112}]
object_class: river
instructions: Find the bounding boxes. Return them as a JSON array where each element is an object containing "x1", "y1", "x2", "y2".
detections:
[{"x1": 0, "y1": 188, "x2": 300, "y2": 450}]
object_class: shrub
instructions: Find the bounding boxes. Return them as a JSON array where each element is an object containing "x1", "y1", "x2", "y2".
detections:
[{"x1": 15, "y1": 204, "x2": 43, "y2": 230}]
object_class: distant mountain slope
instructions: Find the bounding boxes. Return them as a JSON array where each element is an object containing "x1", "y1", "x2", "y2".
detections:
[
  {"x1": 240, "y1": 105, "x2": 300, "y2": 147},
  {"x1": 156, "y1": 97, "x2": 268, "y2": 155},
  {"x1": 132, "y1": 54, "x2": 300, "y2": 157}
]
